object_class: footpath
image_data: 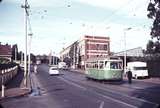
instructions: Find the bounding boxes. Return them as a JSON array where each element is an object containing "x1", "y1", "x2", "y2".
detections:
[{"x1": 0, "y1": 69, "x2": 31, "y2": 100}]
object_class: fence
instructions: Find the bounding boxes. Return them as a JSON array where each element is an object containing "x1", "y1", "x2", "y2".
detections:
[{"x1": 0, "y1": 66, "x2": 18, "y2": 87}]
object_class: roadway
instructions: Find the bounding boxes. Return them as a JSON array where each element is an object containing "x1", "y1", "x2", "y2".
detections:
[{"x1": 1, "y1": 64, "x2": 160, "y2": 108}]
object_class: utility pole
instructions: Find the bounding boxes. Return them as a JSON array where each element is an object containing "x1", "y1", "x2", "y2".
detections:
[
  {"x1": 123, "y1": 27, "x2": 132, "y2": 73},
  {"x1": 21, "y1": 52, "x2": 23, "y2": 64},
  {"x1": 15, "y1": 47, "x2": 17, "y2": 62},
  {"x1": 21, "y1": 0, "x2": 30, "y2": 87},
  {"x1": 1, "y1": 70, "x2": 5, "y2": 98},
  {"x1": 28, "y1": 33, "x2": 32, "y2": 76}
]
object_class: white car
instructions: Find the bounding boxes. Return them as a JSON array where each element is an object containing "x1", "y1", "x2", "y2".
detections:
[{"x1": 49, "y1": 67, "x2": 59, "y2": 75}]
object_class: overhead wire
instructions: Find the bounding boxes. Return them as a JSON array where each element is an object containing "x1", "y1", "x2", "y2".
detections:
[{"x1": 104, "y1": 0, "x2": 150, "y2": 28}]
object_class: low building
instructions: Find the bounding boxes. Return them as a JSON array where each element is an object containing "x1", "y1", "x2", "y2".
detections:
[
  {"x1": 0, "y1": 43, "x2": 12, "y2": 62},
  {"x1": 113, "y1": 47, "x2": 144, "y2": 57},
  {"x1": 60, "y1": 35, "x2": 110, "y2": 69}
]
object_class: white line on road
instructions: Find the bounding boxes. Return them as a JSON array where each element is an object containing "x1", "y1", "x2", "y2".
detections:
[
  {"x1": 99, "y1": 101, "x2": 104, "y2": 108},
  {"x1": 59, "y1": 77, "x2": 137, "y2": 108},
  {"x1": 122, "y1": 84, "x2": 144, "y2": 90},
  {"x1": 95, "y1": 91, "x2": 138, "y2": 108},
  {"x1": 59, "y1": 76, "x2": 159, "y2": 108},
  {"x1": 59, "y1": 77, "x2": 87, "y2": 91},
  {"x1": 89, "y1": 83, "x2": 159, "y2": 107}
]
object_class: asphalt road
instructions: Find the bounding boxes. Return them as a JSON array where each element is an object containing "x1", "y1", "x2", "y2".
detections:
[{"x1": 1, "y1": 64, "x2": 160, "y2": 108}]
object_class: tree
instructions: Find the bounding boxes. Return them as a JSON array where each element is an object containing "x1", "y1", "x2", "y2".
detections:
[
  {"x1": 11, "y1": 44, "x2": 18, "y2": 60},
  {"x1": 147, "y1": 0, "x2": 160, "y2": 53},
  {"x1": 31, "y1": 53, "x2": 36, "y2": 63},
  {"x1": 63, "y1": 57, "x2": 71, "y2": 67},
  {"x1": 146, "y1": 40, "x2": 154, "y2": 54}
]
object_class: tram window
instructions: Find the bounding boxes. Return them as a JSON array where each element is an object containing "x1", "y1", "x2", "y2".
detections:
[
  {"x1": 86, "y1": 63, "x2": 88, "y2": 68},
  {"x1": 92, "y1": 63, "x2": 94, "y2": 68},
  {"x1": 118, "y1": 62, "x2": 122, "y2": 69},
  {"x1": 99, "y1": 61, "x2": 104, "y2": 69},
  {"x1": 110, "y1": 62, "x2": 122, "y2": 69},
  {"x1": 105, "y1": 61, "x2": 107, "y2": 66}
]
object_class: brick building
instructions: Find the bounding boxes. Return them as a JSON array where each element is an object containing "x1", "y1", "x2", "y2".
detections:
[{"x1": 60, "y1": 35, "x2": 110, "y2": 69}]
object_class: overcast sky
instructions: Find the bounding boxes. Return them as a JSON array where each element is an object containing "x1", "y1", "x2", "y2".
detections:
[{"x1": 0, "y1": 0, "x2": 152, "y2": 55}]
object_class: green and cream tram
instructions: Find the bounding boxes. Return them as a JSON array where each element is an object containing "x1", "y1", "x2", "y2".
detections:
[{"x1": 85, "y1": 57, "x2": 123, "y2": 80}]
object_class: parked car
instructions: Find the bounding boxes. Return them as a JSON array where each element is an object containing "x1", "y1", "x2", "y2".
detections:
[
  {"x1": 58, "y1": 62, "x2": 68, "y2": 70},
  {"x1": 49, "y1": 66, "x2": 59, "y2": 75}
]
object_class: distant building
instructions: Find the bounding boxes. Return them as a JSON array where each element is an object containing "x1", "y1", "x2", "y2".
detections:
[
  {"x1": 0, "y1": 43, "x2": 12, "y2": 61},
  {"x1": 113, "y1": 47, "x2": 144, "y2": 70},
  {"x1": 60, "y1": 35, "x2": 110, "y2": 69},
  {"x1": 113, "y1": 47, "x2": 144, "y2": 57}
]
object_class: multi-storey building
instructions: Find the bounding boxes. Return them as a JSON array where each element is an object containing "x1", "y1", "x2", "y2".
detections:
[{"x1": 60, "y1": 35, "x2": 110, "y2": 69}]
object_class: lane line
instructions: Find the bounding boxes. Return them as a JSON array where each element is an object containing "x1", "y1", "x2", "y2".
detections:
[
  {"x1": 87, "y1": 83, "x2": 159, "y2": 107},
  {"x1": 60, "y1": 77, "x2": 138, "y2": 108},
  {"x1": 59, "y1": 77, "x2": 87, "y2": 91},
  {"x1": 95, "y1": 91, "x2": 137, "y2": 108},
  {"x1": 99, "y1": 101, "x2": 104, "y2": 108},
  {"x1": 122, "y1": 84, "x2": 145, "y2": 90},
  {"x1": 62, "y1": 75, "x2": 159, "y2": 107}
]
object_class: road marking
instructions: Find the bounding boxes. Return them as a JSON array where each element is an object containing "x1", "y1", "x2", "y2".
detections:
[
  {"x1": 60, "y1": 76, "x2": 159, "y2": 108},
  {"x1": 99, "y1": 101, "x2": 104, "y2": 108},
  {"x1": 59, "y1": 77, "x2": 87, "y2": 91},
  {"x1": 94, "y1": 91, "x2": 137, "y2": 108},
  {"x1": 60, "y1": 77, "x2": 137, "y2": 108},
  {"x1": 122, "y1": 85, "x2": 144, "y2": 90},
  {"x1": 86, "y1": 82, "x2": 159, "y2": 107}
]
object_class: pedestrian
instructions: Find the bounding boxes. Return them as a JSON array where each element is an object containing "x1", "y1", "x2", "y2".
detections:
[
  {"x1": 127, "y1": 69, "x2": 132, "y2": 84},
  {"x1": 34, "y1": 64, "x2": 37, "y2": 74}
]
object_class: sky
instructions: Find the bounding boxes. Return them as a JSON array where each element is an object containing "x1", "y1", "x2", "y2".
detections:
[{"x1": 0, "y1": 0, "x2": 153, "y2": 55}]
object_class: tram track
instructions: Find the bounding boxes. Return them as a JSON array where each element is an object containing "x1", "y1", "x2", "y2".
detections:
[{"x1": 59, "y1": 72, "x2": 159, "y2": 108}]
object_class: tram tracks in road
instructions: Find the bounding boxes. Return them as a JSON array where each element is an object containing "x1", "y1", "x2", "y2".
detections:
[
  {"x1": 65, "y1": 71, "x2": 160, "y2": 99},
  {"x1": 59, "y1": 74, "x2": 159, "y2": 108}
]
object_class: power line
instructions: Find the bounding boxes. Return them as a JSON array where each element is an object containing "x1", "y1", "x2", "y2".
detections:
[{"x1": 100, "y1": 0, "x2": 136, "y2": 25}]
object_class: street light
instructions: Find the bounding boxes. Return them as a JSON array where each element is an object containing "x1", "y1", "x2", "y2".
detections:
[
  {"x1": 123, "y1": 27, "x2": 132, "y2": 73},
  {"x1": 21, "y1": 0, "x2": 30, "y2": 87}
]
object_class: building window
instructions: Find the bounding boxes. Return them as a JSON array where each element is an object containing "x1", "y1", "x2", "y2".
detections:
[{"x1": 104, "y1": 45, "x2": 108, "y2": 50}]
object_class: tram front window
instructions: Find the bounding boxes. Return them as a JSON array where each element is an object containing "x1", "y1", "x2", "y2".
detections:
[{"x1": 110, "y1": 62, "x2": 122, "y2": 69}]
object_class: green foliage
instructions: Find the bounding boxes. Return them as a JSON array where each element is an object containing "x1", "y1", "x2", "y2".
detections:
[
  {"x1": 0, "y1": 58, "x2": 10, "y2": 64},
  {"x1": 63, "y1": 57, "x2": 71, "y2": 67},
  {"x1": 147, "y1": 0, "x2": 160, "y2": 54},
  {"x1": 147, "y1": 1, "x2": 160, "y2": 40},
  {"x1": 11, "y1": 44, "x2": 18, "y2": 60},
  {"x1": 0, "y1": 62, "x2": 17, "y2": 70}
]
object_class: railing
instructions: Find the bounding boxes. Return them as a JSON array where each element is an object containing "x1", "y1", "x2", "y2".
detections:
[{"x1": 0, "y1": 66, "x2": 18, "y2": 88}]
